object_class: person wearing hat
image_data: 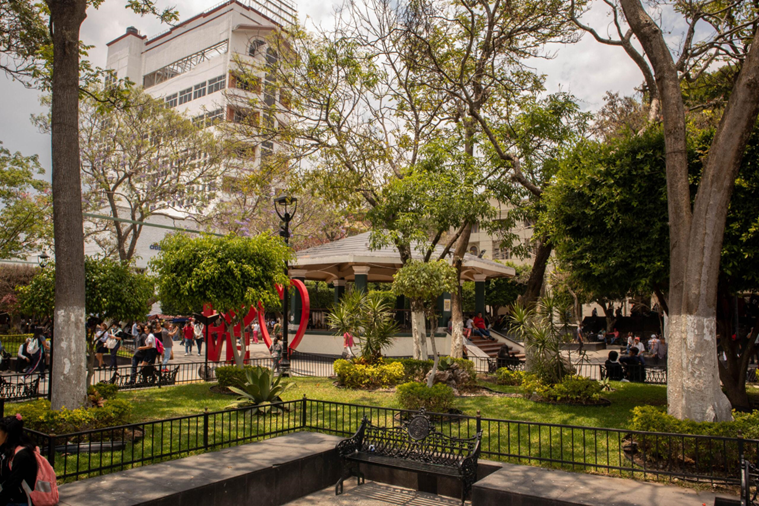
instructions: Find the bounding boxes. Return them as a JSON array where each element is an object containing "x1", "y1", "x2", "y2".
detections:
[
  {"x1": 632, "y1": 336, "x2": 646, "y2": 355},
  {"x1": 648, "y1": 334, "x2": 660, "y2": 354}
]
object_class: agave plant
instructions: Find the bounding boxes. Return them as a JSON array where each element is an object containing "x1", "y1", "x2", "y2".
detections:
[{"x1": 227, "y1": 366, "x2": 295, "y2": 413}]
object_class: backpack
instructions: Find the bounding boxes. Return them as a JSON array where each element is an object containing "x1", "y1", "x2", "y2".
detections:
[
  {"x1": 25, "y1": 339, "x2": 39, "y2": 355},
  {"x1": 154, "y1": 336, "x2": 164, "y2": 355},
  {"x1": 11, "y1": 446, "x2": 59, "y2": 506}
]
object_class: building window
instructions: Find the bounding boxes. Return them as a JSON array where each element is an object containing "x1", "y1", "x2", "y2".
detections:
[
  {"x1": 178, "y1": 87, "x2": 192, "y2": 105},
  {"x1": 206, "y1": 108, "x2": 224, "y2": 125},
  {"x1": 469, "y1": 245, "x2": 479, "y2": 256},
  {"x1": 165, "y1": 93, "x2": 178, "y2": 108},
  {"x1": 193, "y1": 82, "x2": 207, "y2": 100},
  {"x1": 231, "y1": 71, "x2": 260, "y2": 93},
  {"x1": 207, "y1": 75, "x2": 225, "y2": 94},
  {"x1": 471, "y1": 222, "x2": 479, "y2": 233},
  {"x1": 249, "y1": 39, "x2": 265, "y2": 57}
]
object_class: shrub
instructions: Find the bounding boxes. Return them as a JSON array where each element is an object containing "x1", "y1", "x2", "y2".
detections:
[
  {"x1": 629, "y1": 406, "x2": 759, "y2": 473},
  {"x1": 226, "y1": 366, "x2": 295, "y2": 412},
  {"x1": 495, "y1": 368, "x2": 527, "y2": 386},
  {"x1": 396, "y1": 382, "x2": 455, "y2": 413},
  {"x1": 89, "y1": 382, "x2": 119, "y2": 400},
  {"x1": 17, "y1": 398, "x2": 133, "y2": 434},
  {"x1": 520, "y1": 374, "x2": 602, "y2": 404},
  {"x1": 385, "y1": 358, "x2": 433, "y2": 382},
  {"x1": 216, "y1": 365, "x2": 256, "y2": 388},
  {"x1": 333, "y1": 359, "x2": 405, "y2": 389}
]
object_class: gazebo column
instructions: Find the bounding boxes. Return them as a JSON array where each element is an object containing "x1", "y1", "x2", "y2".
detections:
[
  {"x1": 333, "y1": 279, "x2": 346, "y2": 305},
  {"x1": 437, "y1": 292, "x2": 451, "y2": 327},
  {"x1": 353, "y1": 266, "x2": 370, "y2": 293},
  {"x1": 289, "y1": 269, "x2": 307, "y2": 331},
  {"x1": 474, "y1": 274, "x2": 487, "y2": 316}
]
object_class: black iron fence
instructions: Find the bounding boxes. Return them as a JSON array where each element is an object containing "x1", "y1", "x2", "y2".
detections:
[{"x1": 24, "y1": 397, "x2": 759, "y2": 487}]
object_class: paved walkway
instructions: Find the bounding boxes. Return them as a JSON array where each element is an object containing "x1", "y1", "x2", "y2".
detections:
[{"x1": 285, "y1": 481, "x2": 466, "y2": 506}]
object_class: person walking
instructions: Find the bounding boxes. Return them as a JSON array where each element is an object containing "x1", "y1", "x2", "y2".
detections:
[
  {"x1": 129, "y1": 324, "x2": 149, "y2": 384},
  {"x1": 183, "y1": 322, "x2": 194, "y2": 356},
  {"x1": 0, "y1": 414, "x2": 39, "y2": 506},
  {"x1": 193, "y1": 320, "x2": 204, "y2": 356},
  {"x1": 270, "y1": 335, "x2": 283, "y2": 375},
  {"x1": 161, "y1": 322, "x2": 174, "y2": 369},
  {"x1": 94, "y1": 323, "x2": 108, "y2": 369},
  {"x1": 107, "y1": 324, "x2": 122, "y2": 371}
]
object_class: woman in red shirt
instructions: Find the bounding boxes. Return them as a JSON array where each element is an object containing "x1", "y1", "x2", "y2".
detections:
[
  {"x1": 183, "y1": 322, "x2": 195, "y2": 356},
  {"x1": 473, "y1": 312, "x2": 493, "y2": 340}
]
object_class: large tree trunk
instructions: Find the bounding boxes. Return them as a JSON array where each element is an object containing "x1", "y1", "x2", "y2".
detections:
[
  {"x1": 620, "y1": 1, "x2": 759, "y2": 421},
  {"x1": 521, "y1": 239, "x2": 551, "y2": 305},
  {"x1": 47, "y1": 0, "x2": 88, "y2": 410},
  {"x1": 449, "y1": 223, "x2": 472, "y2": 358},
  {"x1": 426, "y1": 314, "x2": 439, "y2": 388},
  {"x1": 599, "y1": 300, "x2": 618, "y2": 333}
]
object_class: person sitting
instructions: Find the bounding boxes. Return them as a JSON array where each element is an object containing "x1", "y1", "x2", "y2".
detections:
[
  {"x1": 497, "y1": 344, "x2": 519, "y2": 368},
  {"x1": 473, "y1": 312, "x2": 493, "y2": 340},
  {"x1": 656, "y1": 337, "x2": 668, "y2": 361},
  {"x1": 604, "y1": 351, "x2": 625, "y2": 381},
  {"x1": 633, "y1": 336, "x2": 646, "y2": 355},
  {"x1": 620, "y1": 347, "x2": 646, "y2": 382},
  {"x1": 464, "y1": 316, "x2": 474, "y2": 338},
  {"x1": 607, "y1": 328, "x2": 620, "y2": 345}
]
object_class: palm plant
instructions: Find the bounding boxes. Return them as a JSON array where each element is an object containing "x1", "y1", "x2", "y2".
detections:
[
  {"x1": 327, "y1": 289, "x2": 397, "y2": 362},
  {"x1": 227, "y1": 366, "x2": 295, "y2": 413}
]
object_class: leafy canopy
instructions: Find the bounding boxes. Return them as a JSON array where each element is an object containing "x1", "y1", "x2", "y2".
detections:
[
  {"x1": 149, "y1": 233, "x2": 293, "y2": 316},
  {"x1": 17, "y1": 257, "x2": 154, "y2": 321},
  {"x1": 392, "y1": 259, "x2": 457, "y2": 313}
]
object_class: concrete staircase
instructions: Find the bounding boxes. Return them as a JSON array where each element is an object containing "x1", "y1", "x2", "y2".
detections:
[{"x1": 468, "y1": 333, "x2": 526, "y2": 360}]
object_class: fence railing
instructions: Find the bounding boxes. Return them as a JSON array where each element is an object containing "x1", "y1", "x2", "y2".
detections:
[{"x1": 24, "y1": 397, "x2": 759, "y2": 487}]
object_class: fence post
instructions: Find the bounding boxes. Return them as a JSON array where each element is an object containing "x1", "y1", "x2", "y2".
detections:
[
  {"x1": 203, "y1": 408, "x2": 209, "y2": 450},
  {"x1": 476, "y1": 410, "x2": 481, "y2": 433},
  {"x1": 47, "y1": 433, "x2": 55, "y2": 467},
  {"x1": 301, "y1": 395, "x2": 307, "y2": 429},
  {"x1": 0, "y1": 398, "x2": 4, "y2": 418}
]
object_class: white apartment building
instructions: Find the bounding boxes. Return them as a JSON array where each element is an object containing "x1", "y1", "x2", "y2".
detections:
[
  {"x1": 96, "y1": 0, "x2": 296, "y2": 269},
  {"x1": 465, "y1": 202, "x2": 535, "y2": 268}
]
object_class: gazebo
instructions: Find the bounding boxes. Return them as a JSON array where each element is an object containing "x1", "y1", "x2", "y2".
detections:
[{"x1": 289, "y1": 232, "x2": 515, "y2": 318}]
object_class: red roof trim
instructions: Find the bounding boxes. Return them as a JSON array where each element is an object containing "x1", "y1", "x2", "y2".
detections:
[{"x1": 106, "y1": 31, "x2": 147, "y2": 47}]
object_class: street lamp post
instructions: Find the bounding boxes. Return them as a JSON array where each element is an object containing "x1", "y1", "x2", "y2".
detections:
[
  {"x1": 274, "y1": 195, "x2": 297, "y2": 377},
  {"x1": 37, "y1": 252, "x2": 50, "y2": 268}
]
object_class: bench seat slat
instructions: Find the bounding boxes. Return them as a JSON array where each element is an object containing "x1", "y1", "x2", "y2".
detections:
[{"x1": 347, "y1": 453, "x2": 461, "y2": 476}]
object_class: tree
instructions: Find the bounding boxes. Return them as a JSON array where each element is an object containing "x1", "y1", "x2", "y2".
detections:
[
  {"x1": 485, "y1": 263, "x2": 530, "y2": 317},
  {"x1": 2, "y1": 0, "x2": 177, "y2": 409},
  {"x1": 71, "y1": 88, "x2": 225, "y2": 261},
  {"x1": 149, "y1": 233, "x2": 292, "y2": 369},
  {"x1": 16, "y1": 257, "x2": 155, "y2": 384},
  {"x1": 0, "y1": 143, "x2": 52, "y2": 259},
  {"x1": 392, "y1": 259, "x2": 457, "y2": 386},
  {"x1": 574, "y1": 0, "x2": 759, "y2": 421},
  {"x1": 544, "y1": 123, "x2": 759, "y2": 410}
]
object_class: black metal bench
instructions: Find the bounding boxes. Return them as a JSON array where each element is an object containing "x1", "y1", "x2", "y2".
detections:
[
  {"x1": 109, "y1": 365, "x2": 180, "y2": 389},
  {"x1": 335, "y1": 408, "x2": 482, "y2": 505},
  {"x1": 0, "y1": 375, "x2": 40, "y2": 401}
]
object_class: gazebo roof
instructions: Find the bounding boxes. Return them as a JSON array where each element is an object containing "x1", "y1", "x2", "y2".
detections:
[{"x1": 291, "y1": 232, "x2": 515, "y2": 283}]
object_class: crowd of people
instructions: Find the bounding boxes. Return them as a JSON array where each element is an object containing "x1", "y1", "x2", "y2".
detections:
[{"x1": 126, "y1": 319, "x2": 204, "y2": 384}]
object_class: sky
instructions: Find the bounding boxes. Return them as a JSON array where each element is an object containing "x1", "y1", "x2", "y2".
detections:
[{"x1": 0, "y1": 0, "x2": 644, "y2": 175}]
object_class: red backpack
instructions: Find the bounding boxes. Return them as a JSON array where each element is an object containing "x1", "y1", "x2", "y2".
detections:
[
  {"x1": 154, "y1": 335, "x2": 164, "y2": 355},
  {"x1": 11, "y1": 446, "x2": 59, "y2": 506}
]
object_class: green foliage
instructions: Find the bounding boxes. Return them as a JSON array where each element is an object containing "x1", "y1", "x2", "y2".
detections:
[
  {"x1": 438, "y1": 356, "x2": 475, "y2": 377},
  {"x1": 385, "y1": 358, "x2": 433, "y2": 382},
  {"x1": 226, "y1": 366, "x2": 295, "y2": 412},
  {"x1": 392, "y1": 259, "x2": 457, "y2": 315},
  {"x1": 16, "y1": 257, "x2": 154, "y2": 320},
  {"x1": 495, "y1": 368, "x2": 527, "y2": 386},
  {"x1": 510, "y1": 299, "x2": 571, "y2": 385},
  {"x1": 17, "y1": 398, "x2": 133, "y2": 434},
  {"x1": 327, "y1": 290, "x2": 398, "y2": 361},
  {"x1": 150, "y1": 233, "x2": 292, "y2": 317},
  {"x1": 630, "y1": 406, "x2": 759, "y2": 468},
  {"x1": 216, "y1": 365, "x2": 255, "y2": 389},
  {"x1": 88, "y1": 382, "x2": 118, "y2": 400},
  {"x1": 0, "y1": 143, "x2": 51, "y2": 260},
  {"x1": 396, "y1": 382, "x2": 455, "y2": 413},
  {"x1": 333, "y1": 359, "x2": 405, "y2": 389},
  {"x1": 305, "y1": 281, "x2": 333, "y2": 310},
  {"x1": 520, "y1": 374, "x2": 603, "y2": 404}
]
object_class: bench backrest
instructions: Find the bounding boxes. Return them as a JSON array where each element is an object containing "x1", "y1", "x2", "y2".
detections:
[{"x1": 359, "y1": 409, "x2": 480, "y2": 466}]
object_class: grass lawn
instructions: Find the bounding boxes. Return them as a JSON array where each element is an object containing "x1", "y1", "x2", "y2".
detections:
[{"x1": 117, "y1": 377, "x2": 667, "y2": 430}]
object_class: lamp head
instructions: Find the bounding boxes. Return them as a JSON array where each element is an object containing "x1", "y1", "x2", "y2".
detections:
[{"x1": 38, "y1": 252, "x2": 50, "y2": 267}]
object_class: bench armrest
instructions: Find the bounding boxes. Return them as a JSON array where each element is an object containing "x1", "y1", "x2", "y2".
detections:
[{"x1": 336, "y1": 416, "x2": 367, "y2": 458}]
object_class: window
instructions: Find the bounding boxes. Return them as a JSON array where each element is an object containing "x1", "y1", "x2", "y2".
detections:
[
  {"x1": 165, "y1": 93, "x2": 178, "y2": 108},
  {"x1": 206, "y1": 108, "x2": 224, "y2": 125},
  {"x1": 193, "y1": 82, "x2": 207, "y2": 100},
  {"x1": 178, "y1": 87, "x2": 192, "y2": 105},
  {"x1": 104, "y1": 71, "x2": 116, "y2": 88},
  {"x1": 232, "y1": 72, "x2": 260, "y2": 92},
  {"x1": 249, "y1": 39, "x2": 265, "y2": 57},
  {"x1": 207, "y1": 75, "x2": 225, "y2": 94},
  {"x1": 471, "y1": 222, "x2": 479, "y2": 233}
]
